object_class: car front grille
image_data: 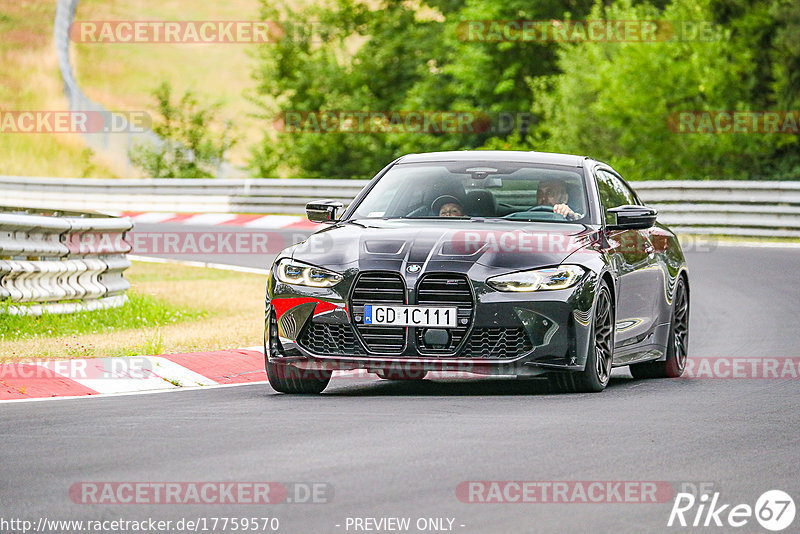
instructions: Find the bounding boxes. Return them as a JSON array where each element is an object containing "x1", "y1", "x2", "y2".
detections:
[
  {"x1": 350, "y1": 272, "x2": 407, "y2": 353},
  {"x1": 300, "y1": 271, "x2": 531, "y2": 361},
  {"x1": 461, "y1": 328, "x2": 534, "y2": 359},
  {"x1": 415, "y1": 273, "x2": 474, "y2": 354}
]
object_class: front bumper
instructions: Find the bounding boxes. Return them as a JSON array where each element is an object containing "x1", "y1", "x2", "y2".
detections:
[{"x1": 266, "y1": 267, "x2": 599, "y2": 377}]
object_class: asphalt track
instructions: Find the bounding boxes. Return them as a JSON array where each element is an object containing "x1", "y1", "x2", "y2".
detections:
[{"x1": 2, "y1": 224, "x2": 799, "y2": 533}]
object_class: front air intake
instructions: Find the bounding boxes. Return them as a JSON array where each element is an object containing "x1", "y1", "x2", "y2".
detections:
[{"x1": 462, "y1": 328, "x2": 533, "y2": 359}]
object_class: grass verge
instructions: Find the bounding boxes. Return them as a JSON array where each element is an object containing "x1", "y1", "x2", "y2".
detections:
[
  {"x1": 0, "y1": 260, "x2": 266, "y2": 362},
  {"x1": 0, "y1": 292, "x2": 198, "y2": 341}
]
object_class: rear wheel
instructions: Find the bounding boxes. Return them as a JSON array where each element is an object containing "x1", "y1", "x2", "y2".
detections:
[
  {"x1": 264, "y1": 313, "x2": 332, "y2": 394},
  {"x1": 630, "y1": 276, "x2": 689, "y2": 379},
  {"x1": 549, "y1": 283, "x2": 614, "y2": 393}
]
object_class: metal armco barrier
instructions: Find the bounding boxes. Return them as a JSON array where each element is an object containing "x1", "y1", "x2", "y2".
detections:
[
  {"x1": 634, "y1": 181, "x2": 800, "y2": 238},
  {"x1": 0, "y1": 176, "x2": 799, "y2": 238},
  {"x1": 0, "y1": 207, "x2": 133, "y2": 315},
  {"x1": 0, "y1": 176, "x2": 370, "y2": 215}
]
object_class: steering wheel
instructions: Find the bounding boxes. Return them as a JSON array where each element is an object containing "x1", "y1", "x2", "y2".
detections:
[
  {"x1": 525, "y1": 205, "x2": 567, "y2": 219},
  {"x1": 526, "y1": 205, "x2": 555, "y2": 212}
]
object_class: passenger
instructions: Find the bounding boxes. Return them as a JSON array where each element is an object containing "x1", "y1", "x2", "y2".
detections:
[{"x1": 431, "y1": 195, "x2": 466, "y2": 217}]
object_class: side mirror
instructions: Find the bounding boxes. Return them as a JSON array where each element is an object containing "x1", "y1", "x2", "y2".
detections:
[
  {"x1": 607, "y1": 205, "x2": 657, "y2": 230},
  {"x1": 306, "y1": 199, "x2": 343, "y2": 223}
]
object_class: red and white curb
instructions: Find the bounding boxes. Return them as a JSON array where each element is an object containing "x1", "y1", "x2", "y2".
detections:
[
  {"x1": 0, "y1": 350, "x2": 484, "y2": 402},
  {"x1": 0, "y1": 348, "x2": 267, "y2": 402},
  {"x1": 112, "y1": 211, "x2": 321, "y2": 230}
]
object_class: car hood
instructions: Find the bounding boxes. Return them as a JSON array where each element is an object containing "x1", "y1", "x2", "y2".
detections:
[{"x1": 289, "y1": 219, "x2": 599, "y2": 271}]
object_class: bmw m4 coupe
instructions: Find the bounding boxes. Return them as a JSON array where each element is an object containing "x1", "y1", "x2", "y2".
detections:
[{"x1": 264, "y1": 151, "x2": 689, "y2": 393}]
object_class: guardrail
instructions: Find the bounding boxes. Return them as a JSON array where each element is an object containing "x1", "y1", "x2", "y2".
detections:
[
  {"x1": 634, "y1": 181, "x2": 800, "y2": 238},
  {"x1": 0, "y1": 206, "x2": 133, "y2": 315},
  {"x1": 0, "y1": 176, "x2": 369, "y2": 214},
  {"x1": 1, "y1": 176, "x2": 799, "y2": 238}
]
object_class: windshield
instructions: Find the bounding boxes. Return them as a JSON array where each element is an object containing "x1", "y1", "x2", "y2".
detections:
[{"x1": 350, "y1": 161, "x2": 589, "y2": 223}]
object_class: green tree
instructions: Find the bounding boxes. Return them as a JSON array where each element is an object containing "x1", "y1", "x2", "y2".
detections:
[
  {"x1": 529, "y1": 0, "x2": 799, "y2": 180},
  {"x1": 249, "y1": 0, "x2": 598, "y2": 178},
  {"x1": 131, "y1": 82, "x2": 237, "y2": 178},
  {"x1": 249, "y1": 0, "x2": 799, "y2": 180}
]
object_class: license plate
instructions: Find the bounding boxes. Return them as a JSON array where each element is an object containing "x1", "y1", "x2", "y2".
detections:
[{"x1": 364, "y1": 305, "x2": 457, "y2": 327}]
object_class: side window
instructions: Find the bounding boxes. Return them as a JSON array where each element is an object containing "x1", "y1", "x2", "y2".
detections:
[{"x1": 596, "y1": 170, "x2": 638, "y2": 226}]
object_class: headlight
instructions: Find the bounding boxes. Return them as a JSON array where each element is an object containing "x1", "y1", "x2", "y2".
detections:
[
  {"x1": 487, "y1": 265, "x2": 585, "y2": 292},
  {"x1": 275, "y1": 258, "x2": 343, "y2": 288}
]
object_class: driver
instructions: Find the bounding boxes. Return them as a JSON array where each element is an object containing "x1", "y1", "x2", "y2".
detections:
[
  {"x1": 536, "y1": 179, "x2": 583, "y2": 221},
  {"x1": 432, "y1": 195, "x2": 466, "y2": 217}
]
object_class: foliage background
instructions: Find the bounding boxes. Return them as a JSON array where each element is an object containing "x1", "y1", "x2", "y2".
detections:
[{"x1": 249, "y1": 0, "x2": 800, "y2": 180}]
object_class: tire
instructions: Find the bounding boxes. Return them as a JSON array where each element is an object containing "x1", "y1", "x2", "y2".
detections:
[
  {"x1": 630, "y1": 276, "x2": 689, "y2": 379},
  {"x1": 548, "y1": 282, "x2": 614, "y2": 393},
  {"x1": 264, "y1": 313, "x2": 332, "y2": 394},
  {"x1": 375, "y1": 369, "x2": 428, "y2": 381}
]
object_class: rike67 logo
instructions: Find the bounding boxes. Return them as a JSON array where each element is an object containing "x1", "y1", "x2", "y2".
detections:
[{"x1": 668, "y1": 490, "x2": 796, "y2": 531}]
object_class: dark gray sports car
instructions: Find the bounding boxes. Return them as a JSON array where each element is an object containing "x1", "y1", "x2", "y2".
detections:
[{"x1": 264, "y1": 151, "x2": 689, "y2": 393}]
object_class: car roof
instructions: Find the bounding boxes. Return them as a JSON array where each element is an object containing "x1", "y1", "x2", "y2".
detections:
[{"x1": 396, "y1": 150, "x2": 589, "y2": 167}]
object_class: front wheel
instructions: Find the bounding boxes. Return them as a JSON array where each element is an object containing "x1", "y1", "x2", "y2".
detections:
[
  {"x1": 264, "y1": 314, "x2": 332, "y2": 394},
  {"x1": 549, "y1": 283, "x2": 614, "y2": 393},
  {"x1": 630, "y1": 276, "x2": 689, "y2": 379}
]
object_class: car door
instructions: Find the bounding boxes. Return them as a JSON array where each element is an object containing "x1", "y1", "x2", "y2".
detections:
[{"x1": 595, "y1": 168, "x2": 661, "y2": 362}]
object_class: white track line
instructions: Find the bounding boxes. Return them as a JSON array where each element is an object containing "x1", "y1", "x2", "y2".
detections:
[
  {"x1": 0, "y1": 380, "x2": 269, "y2": 404},
  {"x1": 128, "y1": 255, "x2": 269, "y2": 275}
]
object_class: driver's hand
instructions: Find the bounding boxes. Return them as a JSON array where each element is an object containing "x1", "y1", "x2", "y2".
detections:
[{"x1": 553, "y1": 203, "x2": 577, "y2": 219}]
